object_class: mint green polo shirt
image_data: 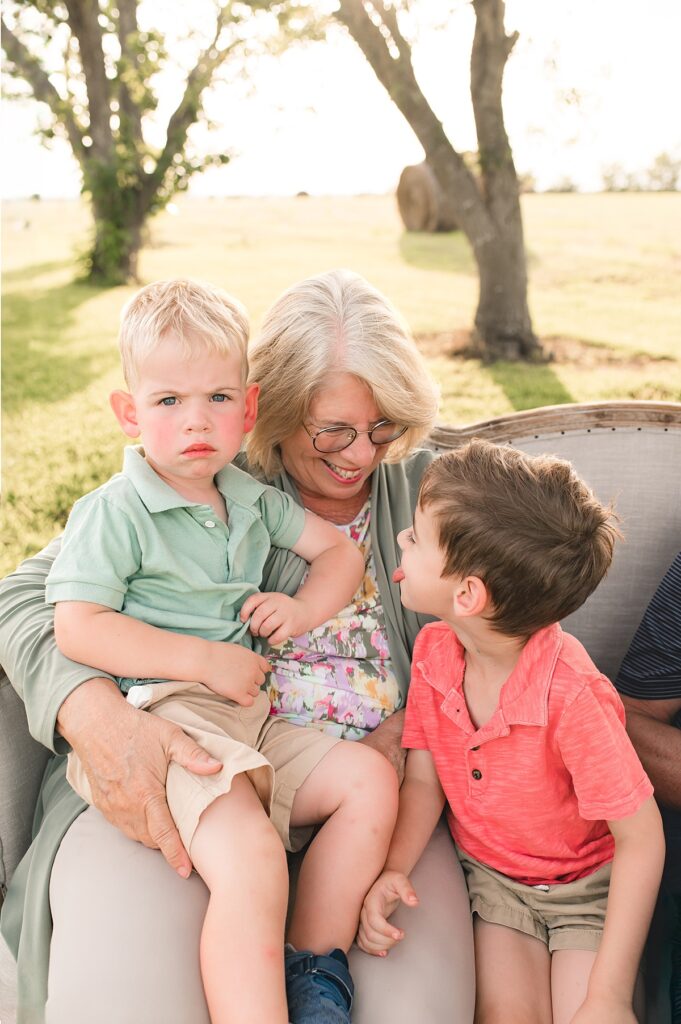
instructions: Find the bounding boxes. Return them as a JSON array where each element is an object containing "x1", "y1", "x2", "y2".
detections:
[{"x1": 45, "y1": 446, "x2": 305, "y2": 689}]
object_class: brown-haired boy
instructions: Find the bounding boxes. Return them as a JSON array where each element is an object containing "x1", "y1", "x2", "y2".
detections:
[{"x1": 358, "y1": 439, "x2": 664, "y2": 1024}]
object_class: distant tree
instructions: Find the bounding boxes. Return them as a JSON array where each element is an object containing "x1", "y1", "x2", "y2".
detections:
[
  {"x1": 646, "y1": 151, "x2": 681, "y2": 192},
  {"x1": 548, "y1": 176, "x2": 578, "y2": 194},
  {"x1": 1, "y1": 0, "x2": 312, "y2": 284},
  {"x1": 334, "y1": 0, "x2": 543, "y2": 362},
  {"x1": 601, "y1": 163, "x2": 626, "y2": 192}
]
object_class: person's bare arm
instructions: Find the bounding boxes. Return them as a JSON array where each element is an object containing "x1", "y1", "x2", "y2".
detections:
[
  {"x1": 56, "y1": 677, "x2": 223, "y2": 877},
  {"x1": 358, "y1": 749, "x2": 446, "y2": 955},
  {"x1": 570, "y1": 797, "x2": 665, "y2": 1024},
  {"x1": 240, "y1": 510, "x2": 364, "y2": 645},
  {"x1": 621, "y1": 694, "x2": 681, "y2": 810},
  {"x1": 54, "y1": 602, "x2": 270, "y2": 705}
]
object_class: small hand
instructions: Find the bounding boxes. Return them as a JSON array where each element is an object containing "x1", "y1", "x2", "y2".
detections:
[
  {"x1": 570, "y1": 994, "x2": 637, "y2": 1024},
  {"x1": 240, "y1": 591, "x2": 310, "y2": 647},
  {"x1": 357, "y1": 870, "x2": 419, "y2": 956},
  {"x1": 201, "y1": 641, "x2": 270, "y2": 705}
]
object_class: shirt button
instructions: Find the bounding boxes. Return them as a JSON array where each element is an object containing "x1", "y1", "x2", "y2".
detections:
[
  {"x1": 204, "y1": 520, "x2": 216, "y2": 528},
  {"x1": 471, "y1": 769, "x2": 482, "y2": 780},
  {"x1": 471, "y1": 745, "x2": 480, "y2": 751}
]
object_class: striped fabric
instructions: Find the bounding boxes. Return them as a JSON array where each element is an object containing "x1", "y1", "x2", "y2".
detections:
[{"x1": 615, "y1": 552, "x2": 681, "y2": 709}]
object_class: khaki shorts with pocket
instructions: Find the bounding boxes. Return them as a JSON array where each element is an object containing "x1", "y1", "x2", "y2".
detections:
[
  {"x1": 67, "y1": 682, "x2": 339, "y2": 856},
  {"x1": 457, "y1": 846, "x2": 611, "y2": 952}
]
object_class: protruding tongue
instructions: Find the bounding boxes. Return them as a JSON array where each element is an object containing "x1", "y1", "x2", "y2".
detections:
[{"x1": 392, "y1": 567, "x2": 405, "y2": 583}]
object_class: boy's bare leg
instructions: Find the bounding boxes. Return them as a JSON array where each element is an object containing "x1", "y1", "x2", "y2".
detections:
[
  {"x1": 550, "y1": 948, "x2": 597, "y2": 1024},
  {"x1": 190, "y1": 775, "x2": 290, "y2": 1024},
  {"x1": 287, "y1": 742, "x2": 399, "y2": 952},
  {"x1": 473, "y1": 919, "x2": 552, "y2": 1024}
]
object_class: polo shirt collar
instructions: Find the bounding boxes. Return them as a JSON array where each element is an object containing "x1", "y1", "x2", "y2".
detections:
[
  {"x1": 122, "y1": 446, "x2": 197, "y2": 513},
  {"x1": 122, "y1": 445, "x2": 268, "y2": 514},
  {"x1": 421, "y1": 621, "x2": 564, "y2": 728}
]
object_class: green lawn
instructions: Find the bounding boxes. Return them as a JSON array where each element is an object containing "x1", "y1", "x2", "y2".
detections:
[{"x1": 2, "y1": 192, "x2": 681, "y2": 575}]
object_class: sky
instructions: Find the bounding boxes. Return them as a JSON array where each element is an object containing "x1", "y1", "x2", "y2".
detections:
[{"x1": 3, "y1": 0, "x2": 680, "y2": 199}]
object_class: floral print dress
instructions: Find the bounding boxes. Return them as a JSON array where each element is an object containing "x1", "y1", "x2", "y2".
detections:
[{"x1": 266, "y1": 501, "x2": 403, "y2": 739}]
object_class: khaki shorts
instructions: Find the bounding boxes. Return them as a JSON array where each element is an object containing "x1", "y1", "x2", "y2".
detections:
[
  {"x1": 67, "y1": 682, "x2": 339, "y2": 856},
  {"x1": 457, "y1": 846, "x2": 611, "y2": 952}
]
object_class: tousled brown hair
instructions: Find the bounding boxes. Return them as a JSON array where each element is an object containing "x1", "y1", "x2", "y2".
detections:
[{"x1": 419, "y1": 439, "x2": 620, "y2": 638}]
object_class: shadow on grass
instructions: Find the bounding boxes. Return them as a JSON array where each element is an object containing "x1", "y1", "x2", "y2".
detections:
[
  {"x1": 2, "y1": 260, "x2": 75, "y2": 286},
  {"x1": 399, "y1": 230, "x2": 476, "y2": 275},
  {"x1": 3, "y1": 279, "x2": 117, "y2": 413},
  {"x1": 487, "y1": 361, "x2": 575, "y2": 411}
]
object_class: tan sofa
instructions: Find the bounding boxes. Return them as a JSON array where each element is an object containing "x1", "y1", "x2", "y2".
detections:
[{"x1": 1, "y1": 400, "x2": 680, "y2": 1022}]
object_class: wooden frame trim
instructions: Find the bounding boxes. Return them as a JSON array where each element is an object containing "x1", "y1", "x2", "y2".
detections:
[{"x1": 430, "y1": 401, "x2": 681, "y2": 447}]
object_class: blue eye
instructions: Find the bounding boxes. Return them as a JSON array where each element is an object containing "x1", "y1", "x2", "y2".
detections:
[
  {"x1": 160, "y1": 396, "x2": 177, "y2": 406},
  {"x1": 210, "y1": 393, "x2": 229, "y2": 403}
]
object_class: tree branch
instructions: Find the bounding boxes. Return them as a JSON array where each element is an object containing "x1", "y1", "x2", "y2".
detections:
[
  {"x1": 1, "y1": 16, "x2": 86, "y2": 164},
  {"x1": 470, "y1": 0, "x2": 517, "y2": 201},
  {"x1": 140, "y1": 9, "x2": 236, "y2": 212},
  {"x1": 63, "y1": 0, "x2": 113, "y2": 160},
  {"x1": 335, "y1": 0, "x2": 490, "y2": 238},
  {"x1": 116, "y1": 0, "x2": 143, "y2": 149}
]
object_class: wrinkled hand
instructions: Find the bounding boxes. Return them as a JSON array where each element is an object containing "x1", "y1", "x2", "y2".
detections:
[
  {"x1": 201, "y1": 641, "x2": 270, "y2": 705},
  {"x1": 240, "y1": 591, "x2": 311, "y2": 647},
  {"x1": 59, "y1": 679, "x2": 222, "y2": 877},
  {"x1": 357, "y1": 870, "x2": 419, "y2": 956},
  {"x1": 570, "y1": 996, "x2": 637, "y2": 1024},
  {"x1": 360, "y1": 709, "x2": 407, "y2": 783}
]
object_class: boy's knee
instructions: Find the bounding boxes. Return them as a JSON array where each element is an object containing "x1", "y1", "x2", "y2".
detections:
[{"x1": 343, "y1": 744, "x2": 399, "y2": 814}]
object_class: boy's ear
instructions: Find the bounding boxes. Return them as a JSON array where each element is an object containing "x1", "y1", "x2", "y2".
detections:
[
  {"x1": 452, "y1": 575, "x2": 489, "y2": 619},
  {"x1": 110, "y1": 390, "x2": 140, "y2": 438},
  {"x1": 242, "y1": 382, "x2": 259, "y2": 434}
]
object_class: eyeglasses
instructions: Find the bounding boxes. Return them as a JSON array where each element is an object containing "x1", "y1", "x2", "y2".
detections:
[{"x1": 303, "y1": 419, "x2": 408, "y2": 454}]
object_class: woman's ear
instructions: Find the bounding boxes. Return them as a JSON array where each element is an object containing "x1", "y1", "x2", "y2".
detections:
[
  {"x1": 452, "y1": 575, "x2": 489, "y2": 619},
  {"x1": 110, "y1": 390, "x2": 140, "y2": 438}
]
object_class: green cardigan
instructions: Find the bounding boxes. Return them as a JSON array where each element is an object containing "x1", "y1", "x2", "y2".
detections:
[{"x1": 0, "y1": 449, "x2": 435, "y2": 1023}]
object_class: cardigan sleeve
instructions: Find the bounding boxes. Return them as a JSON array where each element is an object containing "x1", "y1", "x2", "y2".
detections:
[{"x1": 0, "y1": 537, "x2": 115, "y2": 753}]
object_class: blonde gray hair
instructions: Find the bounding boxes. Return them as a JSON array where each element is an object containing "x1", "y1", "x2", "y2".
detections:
[
  {"x1": 246, "y1": 269, "x2": 439, "y2": 477},
  {"x1": 119, "y1": 278, "x2": 250, "y2": 388}
]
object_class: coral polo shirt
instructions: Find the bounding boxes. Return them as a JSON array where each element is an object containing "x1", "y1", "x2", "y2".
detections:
[{"x1": 402, "y1": 621, "x2": 653, "y2": 886}]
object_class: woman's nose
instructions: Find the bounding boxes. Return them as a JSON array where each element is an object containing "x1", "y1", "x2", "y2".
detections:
[
  {"x1": 343, "y1": 431, "x2": 377, "y2": 465},
  {"x1": 396, "y1": 529, "x2": 408, "y2": 551}
]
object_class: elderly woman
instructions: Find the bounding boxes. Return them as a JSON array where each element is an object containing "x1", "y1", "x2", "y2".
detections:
[{"x1": 0, "y1": 270, "x2": 475, "y2": 1024}]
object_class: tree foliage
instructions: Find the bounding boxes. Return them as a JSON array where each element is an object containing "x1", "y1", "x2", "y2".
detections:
[{"x1": 2, "y1": 0, "x2": 319, "y2": 283}]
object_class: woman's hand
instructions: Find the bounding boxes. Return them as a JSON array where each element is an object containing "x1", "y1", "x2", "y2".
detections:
[
  {"x1": 357, "y1": 869, "x2": 419, "y2": 956},
  {"x1": 570, "y1": 995, "x2": 637, "y2": 1024},
  {"x1": 360, "y1": 708, "x2": 407, "y2": 783},
  {"x1": 57, "y1": 678, "x2": 222, "y2": 878}
]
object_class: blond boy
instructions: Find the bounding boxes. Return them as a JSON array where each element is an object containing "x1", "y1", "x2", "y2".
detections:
[
  {"x1": 46, "y1": 279, "x2": 398, "y2": 1024},
  {"x1": 359, "y1": 440, "x2": 664, "y2": 1024}
]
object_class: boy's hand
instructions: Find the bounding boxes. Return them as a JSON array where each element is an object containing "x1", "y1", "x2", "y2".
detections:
[
  {"x1": 200, "y1": 641, "x2": 270, "y2": 705},
  {"x1": 240, "y1": 591, "x2": 312, "y2": 647},
  {"x1": 570, "y1": 995, "x2": 637, "y2": 1024},
  {"x1": 357, "y1": 870, "x2": 419, "y2": 956}
]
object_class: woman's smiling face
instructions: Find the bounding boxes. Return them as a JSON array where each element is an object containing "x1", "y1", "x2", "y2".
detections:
[{"x1": 278, "y1": 373, "x2": 392, "y2": 513}]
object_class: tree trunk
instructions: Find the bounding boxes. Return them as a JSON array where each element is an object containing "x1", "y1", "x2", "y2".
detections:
[
  {"x1": 335, "y1": 0, "x2": 544, "y2": 363},
  {"x1": 472, "y1": 229, "x2": 540, "y2": 361},
  {"x1": 87, "y1": 176, "x2": 146, "y2": 284}
]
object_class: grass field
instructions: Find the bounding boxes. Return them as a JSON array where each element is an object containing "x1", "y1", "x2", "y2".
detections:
[{"x1": 2, "y1": 192, "x2": 681, "y2": 575}]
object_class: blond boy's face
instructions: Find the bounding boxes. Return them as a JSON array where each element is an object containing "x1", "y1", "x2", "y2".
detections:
[
  {"x1": 117, "y1": 332, "x2": 258, "y2": 488},
  {"x1": 395, "y1": 503, "x2": 458, "y2": 620}
]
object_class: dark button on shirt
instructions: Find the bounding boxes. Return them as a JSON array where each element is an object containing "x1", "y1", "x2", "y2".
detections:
[{"x1": 471, "y1": 769, "x2": 482, "y2": 780}]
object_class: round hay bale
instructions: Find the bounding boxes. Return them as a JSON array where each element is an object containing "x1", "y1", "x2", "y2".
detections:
[{"x1": 396, "y1": 161, "x2": 459, "y2": 232}]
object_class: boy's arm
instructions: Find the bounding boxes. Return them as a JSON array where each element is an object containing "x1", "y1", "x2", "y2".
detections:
[
  {"x1": 571, "y1": 796, "x2": 665, "y2": 1024},
  {"x1": 357, "y1": 748, "x2": 446, "y2": 956},
  {"x1": 54, "y1": 602, "x2": 270, "y2": 705},
  {"x1": 240, "y1": 510, "x2": 364, "y2": 645}
]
